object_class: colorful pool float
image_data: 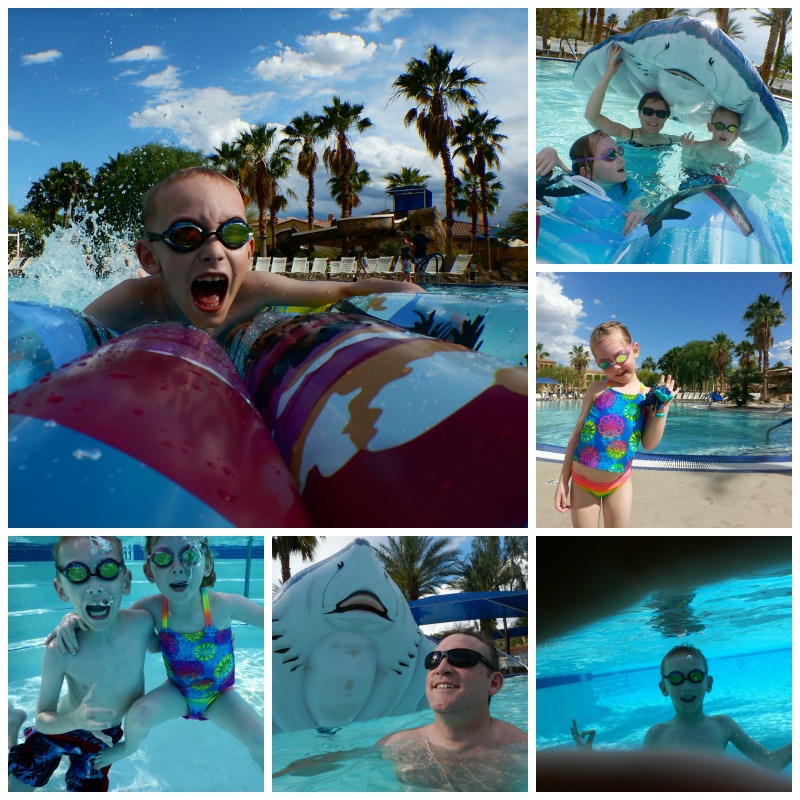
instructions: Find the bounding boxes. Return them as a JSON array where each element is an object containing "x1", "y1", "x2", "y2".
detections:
[{"x1": 573, "y1": 16, "x2": 788, "y2": 153}]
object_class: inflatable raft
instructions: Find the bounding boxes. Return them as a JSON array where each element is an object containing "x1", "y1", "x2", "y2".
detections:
[
  {"x1": 9, "y1": 297, "x2": 528, "y2": 527},
  {"x1": 573, "y1": 16, "x2": 788, "y2": 154}
]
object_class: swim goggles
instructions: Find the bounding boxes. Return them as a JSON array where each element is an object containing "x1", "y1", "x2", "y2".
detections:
[
  {"x1": 147, "y1": 544, "x2": 204, "y2": 569},
  {"x1": 57, "y1": 559, "x2": 125, "y2": 584},
  {"x1": 145, "y1": 218, "x2": 253, "y2": 253},
  {"x1": 662, "y1": 668, "x2": 706, "y2": 686},
  {"x1": 424, "y1": 648, "x2": 496, "y2": 671},
  {"x1": 641, "y1": 107, "x2": 669, "y2": 119},
  {"x1": 595, "y1": 348, "x2": 631, "y2": 370},
  {"x1": 572, "y1": 147, "x2": 624, "y2": 164},
  {"x1": 711, "y1": 122, "x2": 739, "y2": 133}
]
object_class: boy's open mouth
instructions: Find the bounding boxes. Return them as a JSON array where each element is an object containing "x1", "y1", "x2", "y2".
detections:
[
  {"x1": 191, "y1": 275, "x2": 228, "y2": 313},
  {"x1": 680, "y1": 695, "x2": 696, "y2": 704},
  {"x1": 85, "y1": 598, "x2": 114, "y2": 620},
  {"x1": 169, "y1": 581, "x2": 190, "y2": 593}
]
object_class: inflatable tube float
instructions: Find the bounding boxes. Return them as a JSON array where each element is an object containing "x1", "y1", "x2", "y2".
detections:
[
  {"x1": 573, "y1": 16, "x2": 788, "y2": 154},
  {"x1": 273, "y1": 538, "x2": 437, "y2": 733},
  {"x1": 9, "y1": 299, "x2": 528, "y2": 527},
  {"x1": 9, "y1": 323, "x2": 311, "y2": 527},
  {"x1": 537, "y1": 177, "x2": 791, "y2": 264}
]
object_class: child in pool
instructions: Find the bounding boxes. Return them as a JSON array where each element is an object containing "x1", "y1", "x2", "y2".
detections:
[
  {"x1": 536, "y1": 132, "x2": 647, "y2": 236},
  {"x1": 554, "y1": 321, "x2": 678, "y2": 528},
  {"x1": 571, "y1": 645, "x2": 792, "y2": 772},
  {"x1": 680, "y1": 107, "x2": 750, "y2": 178},
  {"x1": 9, "y1": 536, "x2": 156, "y2": 792},
  {"x1": 83, "y1": 166, "x2": 422, "y2": 340},
  {"x1": 50, "y1": 536, "x2": 264, "y2": 771},
  {"x1": 585, "y1": 44, "x2": 680, "y2": 148}
]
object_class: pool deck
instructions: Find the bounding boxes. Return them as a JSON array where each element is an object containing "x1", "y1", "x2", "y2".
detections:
[{"x1": 536, "y1": 450, "x2": 792, "y2": 528}]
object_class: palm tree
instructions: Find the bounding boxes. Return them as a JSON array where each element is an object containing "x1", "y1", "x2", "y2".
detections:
[
  {"x1": 734, "y1": 339, "x2": 756, "y2": 369},
  {"x1": 453, "y1": 108, "x2": 506, "y2": 270},
  {"x1": 282, "y1": 112, "x2": 323, "y2": 231},
  {"x1": 375, "y1": 536, "x2": 462, "y2": 601},
  {"x1": 570, "y1": 344, "x2": 591, "y2": 383},
  {"x1": 316, "y1": 96, "x2": 373, "y2": 219},
  {"x1": 391, "y1": 44, "x2": 484, "y2": 263},
  {"x1": 752, "y1": 9, "x2": 792, "y2": 84},
  {"x1": 454, "y1": 167, "x2": 503, "y2": 257},
  {"x1": 708, "y1": 332, "x2": 734, "y2": 392},
  {"x1": 779, "y1": 271, "x2": 791, "y2": 295},
  {"x1": 25, "y1": 168, "x2": 63, "y2": 229},
  {"x1": 327, "y1": 162, "x2": 371, "y2": 214},
  {"x1": 272, "y1": 536, "x2": 326, "y2": 585},
  {"x1": 265, "y1": 144, "x2": 297, "y2": 255},
  {"x1": 384, "y1": 166, "x2": 433, "y2": 189},
  {"x1": 641, "y1": 356, "x2": 657, "y2": 371},
  {"x1": 743, "y1": 293, "x2": 786, "y2": 399},
  {"x1": 606, "y1": 13, "x2": 619, "y2": 35},
  {"x1": 536, "y1": 342, "x2": 551, "y2": 362}
]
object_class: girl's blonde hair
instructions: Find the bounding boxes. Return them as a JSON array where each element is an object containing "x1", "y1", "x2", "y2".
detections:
[
  {"x1": 144, "y1": 536, "x2": 216, "y2": 587},
  {"x1": 589, "y1": 321, "x2": 633, "y2": 353}
]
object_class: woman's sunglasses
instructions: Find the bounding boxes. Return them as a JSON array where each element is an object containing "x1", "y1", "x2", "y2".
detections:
[
  {"x1": 146, "y1": 544, "x2": 204, "y2": 569},
  {"x1": 573, "y1": 146, "x2": 624, "y2": 164},
  {"x1": 662, "y1": 669, "x2": 706, "y2": 686},
  {"x1": 145, "y1": 219, "x2": 253, "y2": 253},
  {"x1": 424, "y1": 648, "x2": 496, "y2": 671},
  {"x1": 596, "y1": 348, "x2": 631, "y2": 370},
  {"x1": 57, "y1": 559, "x2": 124, "y2": 584},
  {"x1": 711, "y1": 122, "x2": 739, "y2": 133},
  {"x1": 641, "y1": 106, "x2": 669, "y2": 119}
]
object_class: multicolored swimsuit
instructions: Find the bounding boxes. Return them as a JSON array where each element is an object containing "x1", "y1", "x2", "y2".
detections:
[
  {"x1": 573, "y1": 381, "x2": 647, "y2": 473},
  {"x1": 159, "y1": 588, "x2": 235, "y2": 721}
]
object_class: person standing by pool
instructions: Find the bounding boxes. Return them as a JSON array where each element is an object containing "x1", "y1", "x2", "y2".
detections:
[
  {"x1": 554, "y1": 321, "x2": 679, "y2": 527},
  {"x1": 585, "y1": 44, "x2": 680, "y2": 148}
]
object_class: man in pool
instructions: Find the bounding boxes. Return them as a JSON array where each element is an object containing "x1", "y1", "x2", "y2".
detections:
[
  {"x1": 8, "y1": 537, "x2": 157, "y2": 792},
  {"x1": 83, "y1": 166, "x2": 422, "y2": 341},
  {"x1": 571, "y1": 644, "x2": 791, "y2": 771},
  {"x1": 273, "y1": 631, "x2": 528, "y2": 791}
]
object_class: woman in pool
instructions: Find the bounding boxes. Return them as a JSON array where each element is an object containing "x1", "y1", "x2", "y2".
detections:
[{"x1": 586, "y1": 44, "x2": 680, "y2": 148}]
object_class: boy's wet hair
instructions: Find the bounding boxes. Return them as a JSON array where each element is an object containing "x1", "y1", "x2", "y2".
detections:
[
  {"x1": 638, "y1": 92, "x2": 671, "y2": 117},
  {"x1": 142, "y1": 167, "x2": 241, "y2": 229},
  {"x1": 589, "y1": 320, "x2": 633, "y2": 352},
  {"x1": 569, "y1": 130, "x2": 629, "y2": 194},
  {"x1": 660, "y1": 645, "x2": 708, "y2": 674},
  {"x1": 712, "y1": 106, "x2": 740, "y2": 125},
  {"x1": 53, "y1": 536, "x2": 123, "y2": 568},
  {"x1": 144, "y1": 536, "x2": 216, "y2": 587}
]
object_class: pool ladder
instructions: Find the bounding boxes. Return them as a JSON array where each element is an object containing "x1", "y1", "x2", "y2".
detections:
[{"x1": 559, "y1": 38, "x2": 578, "y2": 61}]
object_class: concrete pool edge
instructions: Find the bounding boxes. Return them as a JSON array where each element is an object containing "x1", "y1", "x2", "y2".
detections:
[{"x1": 536, "y1": 444, "x2": 792, "y2": 473}]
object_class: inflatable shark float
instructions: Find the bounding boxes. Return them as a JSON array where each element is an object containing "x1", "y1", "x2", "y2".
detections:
[
  {"x1": 573, "y1": 16, "x2": 788, "y2": 154},
  {"x1": 272, "y1": 539, "x2": 437, "y2": 733}
]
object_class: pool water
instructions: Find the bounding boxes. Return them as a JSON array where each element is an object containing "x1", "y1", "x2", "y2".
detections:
[
  {"x1": 8, "y1": 550, "x2": 265, "y2": 792},
  {"x1": 272, "y1": 675, "x2": 528, "y2": 791},
  {"x1": 536, "y1": 567, "x2": 791, "y2": 767},
  {"x1": 536, "y1": 400, "x2": 791, "y2": 457},
  {"x1": 536, "y1": 59, "x2": 793, "y2": 238}
]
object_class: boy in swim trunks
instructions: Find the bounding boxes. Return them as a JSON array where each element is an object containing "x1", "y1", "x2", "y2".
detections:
[
  {"x1": 555, "y1": 321, "x2": 678, "y2": 527},
  {"x1": 8, "y1": 537, "x2": 156, "y2": 791},
  {"x1": 83, "y1": 167, "x2": 422, "y2": 341},
  {"x1": 571, "y1": 645, "x2": 791, "y2": 772},
  {"x1": 680, "y1": 107, "x2": 750, "y2": 175}
]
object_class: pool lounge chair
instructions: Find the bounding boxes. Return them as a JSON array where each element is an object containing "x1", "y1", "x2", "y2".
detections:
[
  {"x1": 289, "y1": 257, "x2": 309, "y2": 278},
  {"x1": 328, "y1": 260, "x2": 341, "y2": 279},
  {"x1": 418, "y1": 254, "x2": 444, "y2": 282},
  {"x1": 310, "y1": 257, "x2": 328, "y2": 279},
  {"x1": 8, "y1": 257, "x2": 24, "y2": 274},
  {"x1": 375, "y1": 256, "x2": 395, "y2": 277},
  {"x1": 442, "y1": 254, "x2": 474, "y2": 283},
  {"x1": 270, "y1": 257, "x2": 288, "y2": 275},
  {"x1": 338, "y1": 257, "x2": 357, "y2": 279},
  {"x1": 364, "y1": 258, "x2": 378, "y2": 275},
  {"x1": 254, "y1": 257, "x2": 271, "y2": 271}
]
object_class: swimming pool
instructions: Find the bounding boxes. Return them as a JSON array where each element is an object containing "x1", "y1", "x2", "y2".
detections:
[
  {"x1": 7, "y1": 537, "x2": 265, "y2": 792},
  {"x1": 536, "y1": 59, "x2": 793, "y2": 239},
  {"x1": 536, "y1": 400, "x2": 791, "y2": 457},
  {"x1": 272, "y1": 674, "x2": 528, "y2": 791},
  {"x1": 536, "y1": 564, "x2": 791, "y2": 768}
]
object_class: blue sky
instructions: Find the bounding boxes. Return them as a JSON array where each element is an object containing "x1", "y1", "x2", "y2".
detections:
[
  {"x1": 536, "y1": 271, "x2": 793, "y2": 368},
  {"x1": 8, "y1": 7, "x2": 527, "y2": 226}
]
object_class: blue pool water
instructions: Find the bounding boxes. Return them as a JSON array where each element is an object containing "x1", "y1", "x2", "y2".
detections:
[
  {"x1": 537, "y1": 566, "x2": 791, "y2": 768},
  {"x1": 272, "y1": 674, "x2": 528, "y2": 791},
  {"x1": 7, "y1": 539, "x2": 264, "y2": 792},
  {"x1": 536, "y1": 400, "x2": 791, "y2": 457},
  {"x1": 536, "y1": 59, "x2": 793, "y2": 239}
]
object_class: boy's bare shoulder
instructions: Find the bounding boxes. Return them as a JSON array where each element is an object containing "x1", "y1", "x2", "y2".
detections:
[
  {"x1": 490, "y1": 719, "x2": 528, "y2": 745},
  {"x1": 120, "y1": 605, "x2": 157, "y2": 632},
  {"x1": 84, "y1": 276, "x2": 166, "y2": 331},
  {"x1": 643, "y1": 721, "x2": 670, "y2": 745}
]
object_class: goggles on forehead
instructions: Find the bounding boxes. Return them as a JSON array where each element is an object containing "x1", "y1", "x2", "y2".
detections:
[
  {"x1": 147, "y1": 544, "x2": 204, "y2": 569},
  {"x1": 145, "y1": 219, "x2": 252, "y2": 253},
  {"x1": 424, "y1": 648, "x2": 496, "y2": 671},
  {"x1": 641, "y1": 106, "x2": 669, "y2": 119},
  {"x1": 662, "y1": 668, "x2": 706, "y2": 686},
  {"x1": 711, "y1": 121, "x2": 739, "y2": 133},
  {"x1": 57, "y1": 559, "x2": 124, "y2": 584},
  {"x1": 573, "y1": 146, "x2": 624, "y2": 164}
]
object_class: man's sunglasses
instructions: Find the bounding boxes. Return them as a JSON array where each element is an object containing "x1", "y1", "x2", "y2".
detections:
[
  {"x1": 146, "y1": 544, "x2": 204, "y2": 569},
  {"x1": 145, "y1": 219, "x2": 253, "y2": 253},
  {"x1": 57, "y1": 559, "x2": 125, "y2": 584},
  {"x1": 711, "y1": 122, "x2": 739, "y2": 133},
  {"x1": 641, "y1": 107, "x2": 669, "y2": 119},
  {"x1": 424, "y1": 648, "x2": 496, "y2": 671},
  {"x1": 662, "y1": 668, "x2": 706, "y2": 686},
  {"x1": 573, "y1": 147, "x2": 624, "y2": 164}
]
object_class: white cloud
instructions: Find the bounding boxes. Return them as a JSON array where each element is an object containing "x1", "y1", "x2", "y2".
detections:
[
  {"x1": 110, "y1": 45, "x2": 167, "y2": 63},
  {"x1": 9, "y1": 128, "x2": 27, "y2": 141},
  {"x1": 253, "y1": 32, "x2": 377, "y2": 83},
  {"x1": 355, "y1": 9, "x2": 408, "y2": 33},
  {"x1": 771, "y1": 339, "x2": 793, "y2": 365},
  {"x1": 21, "y1": 50, "x2": 62, "y2": 65},
  {"x1": 536, "y1": 273, "x2": 588, "y2": 365},
  {"x1": 137, "y1": 65, "x2": 182, "y2": 91}
]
